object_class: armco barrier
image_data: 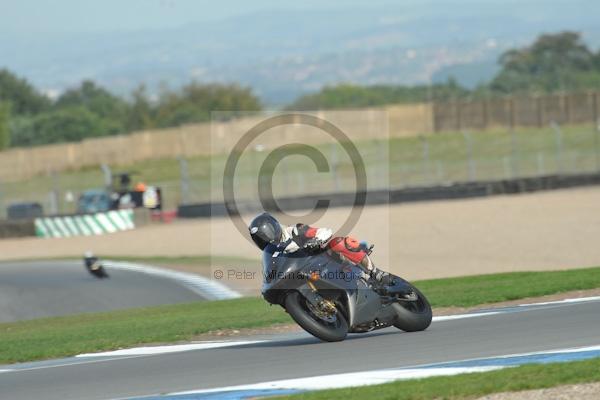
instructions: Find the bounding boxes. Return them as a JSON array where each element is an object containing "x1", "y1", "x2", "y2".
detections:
[
  {"x1": 177, "y1": 172, "x2": 600, "y2": 218},
  {"x1": 34, "y1": 209, "x2": 135, "y2": 238}
]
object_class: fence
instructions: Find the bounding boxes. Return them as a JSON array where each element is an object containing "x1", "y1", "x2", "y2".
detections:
[
  {"x1": 1, "y1": 92, "x2": 599, "y2": 183},
  {"x1": 433, "y1": 92, "x2": 600, "y2": 132},
  {"x1": 2, "y1": 96, "x2": 600, "y2": 216},
  {"x1": 0, "y1": 105, "x2": 429, "y2": 183},
  {"x1": 1, "y1": 122, "x2": 599, "y2": 216}
]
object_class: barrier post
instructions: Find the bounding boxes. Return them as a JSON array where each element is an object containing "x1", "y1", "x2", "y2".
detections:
[
  {"x1": 101, "y1": 164, "x2": 112, "y2": 188},
  {"x1": 503, "y1": 156, "x2": 512, "y2": 179},
  {"x1": 435, "y1": 161, "x2": 445, "y2": 184},
  {"x1": 462, "y1": 131, "x2": 476, "y2": 182},
  {"x1": 596, "y1": 118, "x2": 600, "y2": 172},
  {"x1": 536, "y1": 96, "x2": 543, "y2": 128},
  {"x1": 536, "y1": 152, "x2": 545, "y2": 176},
  {"x1": 330, "y1": 143, "x2": 341, "y2": 191},
  {"x1": 510, "y1": 130, "x2": 519, "y2": 178},
  {"x1": 0, "y1": 182, "x2": 4, "y2": 219},
  {"x1": 550, "y1": 121, "x2": 563, "y2": 175},
  {"x1": 419, "y1": 134, "x2": 432, "y2": 184},
  {"x1": 49, "y1": 170, "x2": 60, "y2": 215},
  {"x1": 178, "y1": 157, "x2": 190, "y2": 205},
  {"x1": 593, "y1": 92, "x2": 600, "y2": 172}
]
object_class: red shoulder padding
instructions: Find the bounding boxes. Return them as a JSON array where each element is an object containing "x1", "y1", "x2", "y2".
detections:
[
  {"x1": 305, "y1": 227, "x2": 318, "y2": 238},
  {"x1": 344, "y1": 237, "x2": 361, "y2": 251},
  {"x1": 328, "y1": 236, "x2": 366, "y2": 264}
]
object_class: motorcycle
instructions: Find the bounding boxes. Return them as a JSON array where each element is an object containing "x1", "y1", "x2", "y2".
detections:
[
  {"x1": 84, "y1": 254, "x2": 109, "y2": 279},
  {"x1": 261, "y1": 242, "x2": 432, "y2": 342}
]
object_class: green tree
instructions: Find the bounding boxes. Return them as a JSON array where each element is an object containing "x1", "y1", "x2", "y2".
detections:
[
  {"x1": 55, "y1": 80, "x2": 128, "y2": 134},
  {"x1": 490, "y1": 31, "x2": 597, "y2": 93},
  {"x1": 0, "y1": 69, "x2": 50, "y2": 115},
  {"x1": 154, "y1": 82, "x2": 261, "y2": 127},
  {"x1": 287, "y1": 80, "x2": 469, "y2": 110},
  {"x1": 12, "y1": 106, "x2": 108, "y2": 146},
  {"x1": 0, "y1": 102, "x2": 11, "y2": 150},
  {"x1": 126, "y1": 85, "x2": 154, "y2": 131}
]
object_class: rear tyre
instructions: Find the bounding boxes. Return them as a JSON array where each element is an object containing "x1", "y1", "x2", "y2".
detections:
[
  {"x1": 285, "y1": 291, "x2": 348, "y2": 342},
  {"x1": 392, "y1": 284, "x2": 432, "y2": 332}
]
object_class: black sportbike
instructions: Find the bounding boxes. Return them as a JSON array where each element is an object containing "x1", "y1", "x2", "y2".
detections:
[
  {"x1": 84, "y1": 255, "x2": 109, "y2": 279},
  {"x1": 261, "y1": 243, "x2": 432, "y2": 342}
]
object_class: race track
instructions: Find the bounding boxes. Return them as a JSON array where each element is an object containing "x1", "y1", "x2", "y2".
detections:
[
  {"x1": 0, "y1": 260, "x2": 204, "y2": 323},
  {"x1": 1, "y1": 298, "x2": 599, "y2": 399}
]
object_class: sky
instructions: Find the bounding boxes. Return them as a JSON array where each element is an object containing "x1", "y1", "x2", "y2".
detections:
[
  {"x1": 2, "y1": 0, "x2": 596, "y2": 103},
  {"x1": 0, "y1": 0, "x2": 400, "y2": 33}
]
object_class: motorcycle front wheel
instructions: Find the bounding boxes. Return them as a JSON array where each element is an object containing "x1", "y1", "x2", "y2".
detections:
[
  {"x1": 285, "y1": 291, "x2": 348, "y2": 342},
  {"x1": 392, "y1": 284, "x2": 432, "y2": 332}
]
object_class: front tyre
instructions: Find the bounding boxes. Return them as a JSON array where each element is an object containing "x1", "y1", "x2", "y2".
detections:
[
  {"x1": 285, "y1": 291, "x2": 348, "y2": 342},
  {"x1": 392, "y1": 285, "x2": 432, "y2": 332}
]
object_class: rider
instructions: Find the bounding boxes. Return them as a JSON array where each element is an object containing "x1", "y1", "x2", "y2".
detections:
[{"x1": 248, "y1": 212, "x2": 404, "y2": 296}]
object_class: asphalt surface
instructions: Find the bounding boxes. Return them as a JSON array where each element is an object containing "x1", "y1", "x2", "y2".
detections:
[
  {"x1": 0, "y1": 260, "x2": 203, "y2": 323},
  {"x1": 1, "y1": 298, "x2": 599, "y2": 400}
]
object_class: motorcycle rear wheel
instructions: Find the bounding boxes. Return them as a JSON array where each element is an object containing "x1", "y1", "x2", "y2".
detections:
[
  {"x1": 285, "y1": 291, "x2": 348, "y2": 342},
  {"x1": 392, "y1": 285, "x2": 432, "y2": 332}
]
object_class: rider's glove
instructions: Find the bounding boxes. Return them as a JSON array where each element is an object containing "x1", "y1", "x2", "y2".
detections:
[
  {"x1": 315, "y1": 228, "x2": 332, "y2": 244},
  {"x1": 303, "y1": 238, "x2": 321, "y2": 249}
]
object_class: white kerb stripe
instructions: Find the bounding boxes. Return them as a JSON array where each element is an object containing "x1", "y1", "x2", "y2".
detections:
[
  {"x1": 76, "y1": 341, "x2": 265, "y2": 357},
  {"x1": 43, "y1": 218, "x2": 62, "y2": 238},
  {"x1": 106, "y1": 210, "x2": 127, "y2": 231},
  {"x1": 52, "y1": 217, "x2": 72, "y2": 237},
  {"x1": 172, "y1": 366, "x2": 503, "y2": 396},
  {"x1": 83, "y1": 215, "x2": 104, "y2": 235},
  {"x1": 119, "y1": 209, "x2": 135, "y2": 229},
  {"x1": 95, "y1": 213, "x2": 117, "y2": 233},
  {"x1": 74, "y1": 216, "x2": 93, "y2": 236},
  {"x1": 63, "y1": 216, "x2": 81, "y2": 236},
  {"x1": 104, "y1": 261, "x2": 242, "y2": 300}
]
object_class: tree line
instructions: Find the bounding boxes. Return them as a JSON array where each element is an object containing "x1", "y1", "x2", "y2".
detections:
[
  {"x1": 1, "y1": 31, "x2": 599, "y2": 149},
  {"x1": 0, "y1": 77, "x2": 261, "y2": 149}
]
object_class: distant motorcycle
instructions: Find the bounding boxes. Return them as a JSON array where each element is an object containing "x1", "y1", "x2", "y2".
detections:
[
  {"x1": 261, "y1": 243, "x2": 432, "y2": 342},
  {"x1": 84, "y1": 252, "x2": 109, "y2": 279}
]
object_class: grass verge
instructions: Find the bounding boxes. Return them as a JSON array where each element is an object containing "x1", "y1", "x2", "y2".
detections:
[
  {"x1": 0, "y1": 298, "x2": 289, "y2": 364},
  {"x1": 1, "y1": 265, "x2": 599, "y2": 364},
  {"x1": 415, "y1": 266, "x2": 600, "y2": 308},
  {"x1": 279, "y1": 357, "x2": 600, "y2": 400}
]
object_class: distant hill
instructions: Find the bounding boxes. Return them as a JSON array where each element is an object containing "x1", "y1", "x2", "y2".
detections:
[{"x1": 1, "y1": 0, "x2": 599, "y2": 105}]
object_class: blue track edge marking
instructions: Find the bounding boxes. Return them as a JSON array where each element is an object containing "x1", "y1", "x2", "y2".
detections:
[
  {"x1": 416, "y1": 349, "x2": 600, "y2": 369},
  {"x1": 132, "y1": 347, "x2": 600, "y2": 400}
]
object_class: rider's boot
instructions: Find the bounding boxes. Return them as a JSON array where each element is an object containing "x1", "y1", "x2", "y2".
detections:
[{"x1": 369, "y1": 266, "x2": 416, "y2": 300}]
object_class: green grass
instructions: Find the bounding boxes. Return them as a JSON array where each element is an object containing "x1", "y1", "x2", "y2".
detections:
[
  {"x1": 279, "y1": 357, "x2": 600, "y2": 400},
  {"x1": 1, "y1": 265, "x2": 599, "y2": 364},
  {"x1": 416, "y1": 266, "x2": 600, "y2": 308},
  {"x1": 3, "y1": 124, "x2": 599, "y2": 215},
  {"x1": 0, "y1": 298, "x2": 289, "y2": 364}
]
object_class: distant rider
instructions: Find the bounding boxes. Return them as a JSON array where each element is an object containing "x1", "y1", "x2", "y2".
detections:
[{"x1": 248, "y1": 212, "x2": 407, "y2": 297}]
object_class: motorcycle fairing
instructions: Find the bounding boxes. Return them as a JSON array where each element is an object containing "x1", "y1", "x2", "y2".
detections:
[{"x1": 261, "y1": 244, "x2": 394, "y2": 329}]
